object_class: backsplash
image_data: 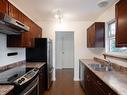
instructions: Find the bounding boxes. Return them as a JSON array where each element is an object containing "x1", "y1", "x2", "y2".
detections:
[{"x1": 0, "y1": 34, "x2": 25, "y2": 66}]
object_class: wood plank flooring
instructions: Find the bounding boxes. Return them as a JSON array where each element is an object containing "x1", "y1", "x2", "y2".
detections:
[{"x1": 43, "y1": 69, "x2": 85, "y2": 95}]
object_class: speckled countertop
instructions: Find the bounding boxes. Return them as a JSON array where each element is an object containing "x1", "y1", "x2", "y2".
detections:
[
  {"x1": 26, "y1": 62, "x2": 46, "y2": 69},
  {"x1": 0, "y1": 85, "x2": 14, "y2": 95},
  {"x1": 80, "y1": 59, "x2": 127, "y2": 95}
]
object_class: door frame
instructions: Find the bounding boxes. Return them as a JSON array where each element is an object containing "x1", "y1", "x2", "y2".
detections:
[{"x1": 55, "y1": 31, "x2": 74, "y2": 69}]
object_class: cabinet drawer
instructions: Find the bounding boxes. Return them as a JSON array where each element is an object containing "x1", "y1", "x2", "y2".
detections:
[{"x1": 88, "y1": 68, "x2": 117, "y2": 95}]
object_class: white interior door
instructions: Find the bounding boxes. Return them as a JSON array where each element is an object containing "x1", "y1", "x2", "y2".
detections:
[{"x1": 56, "y1": 32, "x2": 74, "y2": 69}]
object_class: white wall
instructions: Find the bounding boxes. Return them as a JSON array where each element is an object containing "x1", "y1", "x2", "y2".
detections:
[
  {"x1": 39, "y1": 4, "x2": 117, "y2": 80},
  {"x1": 37, "y1": 21, "x2": 104, "y2": 80},
  {"x1": 0, "y1": 34, "x2": 25, "y2": 66},
  {"x1": 95, "y1": 2, "x2": 127, "y2": 67}
]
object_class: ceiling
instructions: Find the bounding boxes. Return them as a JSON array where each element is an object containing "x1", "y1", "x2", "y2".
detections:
[{"x1": 10, "y1": 0, "x2": 118, "y2": 22}]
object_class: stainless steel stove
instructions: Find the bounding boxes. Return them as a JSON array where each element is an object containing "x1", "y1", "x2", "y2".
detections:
[
  {"x1": 0, "y1": 65, "x2": 39, "y2": 95},
  {"x1": 14, "y1": 68, "x2": 39, "y2": 95}
]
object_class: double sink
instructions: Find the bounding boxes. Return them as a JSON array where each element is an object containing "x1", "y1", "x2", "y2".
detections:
[{"x1": 88, "y1": 63, "x2": 112, "y2": 72}]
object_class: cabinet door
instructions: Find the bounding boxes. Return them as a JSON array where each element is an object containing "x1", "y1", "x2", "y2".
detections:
[
  {"x1": 0, "y1": 0, "x2": 8, "y2": 13},
  {"x1": 87, "y1": 22, "x2": 105, "y2": 48},
  {"x1": 0, "y1": 0, "x2": 8, "y2": 14},
  {"x1": 39, "y1": 64, "x2": 46, "y2": 94},
  {"x1": 33, "y1": 23, "x2": 42, "y2": 38},
  {"x1": 22, "y1": 15, "x2": 33, "y2": 47},
  {"x1": 8, "y1": 2, "x2": 23, "y2": 22},
  {"x1": 85, "y1": 69, "x2": 95, "y2": 95},
  {"x1": 116, "y1": 0, "x2": 127, "y2": 47},
  {"x1": 8, "y1": 3, "x2": 16, "y2": 18},
  {"x1": 87, "y1": 24, "x2": 96, "y2": 47},
  {"x1": 95, "y1": 23, "x2": 105, "y2": 47},
  {"x1": 87, "y1": 28, "x2": 91, "y2": 47},
  {"x1": 36, "y1": 26, "x2": 42, "y2": 38}
]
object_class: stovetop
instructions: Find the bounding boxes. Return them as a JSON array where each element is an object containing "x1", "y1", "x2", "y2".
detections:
[{"x1": 0, "y1": 64, "x2": 32, "y2": 84}]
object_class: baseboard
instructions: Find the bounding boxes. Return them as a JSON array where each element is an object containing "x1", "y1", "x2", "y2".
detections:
[
  {"x1": 73, "y1": 77, "x2": 79, "y2": 81},
  {"x1": 52, "y1": 76, "x2": 56, "y2": 81}
]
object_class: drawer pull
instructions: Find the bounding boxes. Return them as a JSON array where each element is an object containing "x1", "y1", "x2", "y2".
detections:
[{"x1": 97, "y1": 81, "x2": 102, "y2": 86}]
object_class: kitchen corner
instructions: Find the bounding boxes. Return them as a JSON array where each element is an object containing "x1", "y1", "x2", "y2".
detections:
[
  {"x1": 0, "y1": 61, "x2": 47, "y2": 95},
  {"x1": 79, "y1": 57, "x2": 127, "y2": 95}
]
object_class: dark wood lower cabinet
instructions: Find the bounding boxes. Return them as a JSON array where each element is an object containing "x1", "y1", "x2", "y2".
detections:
[
  {"x1": 39, "y1": 64, "x2": 46, "y2": 95},
  {"x1": 79, "y1": 61, "x2": 118, "y2": 95}
]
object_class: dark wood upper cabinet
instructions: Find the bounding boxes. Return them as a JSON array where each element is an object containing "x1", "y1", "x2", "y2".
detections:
[
  {"x1": 115, "y1": 0, "x2": 127, "y2": 47},
  {"x1": 8, "y1": 3, "x2": 23, "y2": 23},
  {"x1": 87, "y1": 22, "x2": 105, "y2": 48},
  {"x1": 6, "y1": 2, "x2": 42, "y2": 48},
  {"x1": 0, "y1": 0, "x2": 8, "y2": 14}
]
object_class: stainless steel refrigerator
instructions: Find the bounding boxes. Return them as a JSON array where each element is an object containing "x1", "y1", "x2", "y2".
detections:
[{"x1": 26, "y1": 38, "x2": 53, "y2": 89}]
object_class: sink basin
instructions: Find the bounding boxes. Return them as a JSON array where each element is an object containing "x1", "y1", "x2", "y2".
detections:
[{"x1": 88, "y1": 64, "x2": 112, "y2": 72}]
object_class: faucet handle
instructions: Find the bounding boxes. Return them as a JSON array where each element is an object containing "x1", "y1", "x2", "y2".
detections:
[{"x1": 104, "y1": 59, "x2": 112, "y2": 65}]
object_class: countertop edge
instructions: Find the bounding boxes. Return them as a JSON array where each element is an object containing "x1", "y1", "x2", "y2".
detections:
[{"x1": 0, "y1": 85, "x2": 14, "y2": 95}]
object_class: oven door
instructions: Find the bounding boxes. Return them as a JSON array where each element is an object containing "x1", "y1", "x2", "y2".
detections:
[{"x1": 19, "y1": 76, "x2": 39, "y2": 95}]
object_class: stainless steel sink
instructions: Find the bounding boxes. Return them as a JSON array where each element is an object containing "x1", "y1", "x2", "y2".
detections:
[{"x1": 88, "y1": 64, "x2": 112, "y2": 72}]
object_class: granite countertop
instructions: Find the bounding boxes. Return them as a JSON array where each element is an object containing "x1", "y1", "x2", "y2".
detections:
[
  {"x1": 0, "y1": 85, "x2": 14, "y2": 95},
  {"x1": 26, "y1": 62, "x2": 46, "y2": 69},
  {"x1": 80, "y1": 59, "x2": 127, "y2": 95}
]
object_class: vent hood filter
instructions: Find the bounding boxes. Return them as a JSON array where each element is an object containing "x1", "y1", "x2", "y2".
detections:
[{"x1": 0, "y1": 12, "x2": 30, "y2": 35}]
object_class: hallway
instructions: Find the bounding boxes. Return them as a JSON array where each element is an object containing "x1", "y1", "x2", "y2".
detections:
[{"x1": 43, "y1": 69, "x2": 85, "y2": 95}]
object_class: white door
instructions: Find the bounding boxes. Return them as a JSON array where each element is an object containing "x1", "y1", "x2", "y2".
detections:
[{"x1": 56, "y1": 32, "x2": 74, "y2": 69}]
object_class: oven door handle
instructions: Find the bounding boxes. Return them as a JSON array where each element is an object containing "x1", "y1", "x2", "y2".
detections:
[{"x1": 20, "y1": 77, "x2": 39, "y2": 95}]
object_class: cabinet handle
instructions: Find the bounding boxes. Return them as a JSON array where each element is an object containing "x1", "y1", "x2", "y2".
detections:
[
  {"x1": 87, "y1": 75, "x2": 90, "y2": 81},
  {"x1": 87, "y1": 75, "x2": 89, "y2": 79},
  {"x1": 29, "y1": 42, "x2": 31, "y2": 46},
  {"x1": 97, "y1": 81, "x2": 102, "y2": 86}
]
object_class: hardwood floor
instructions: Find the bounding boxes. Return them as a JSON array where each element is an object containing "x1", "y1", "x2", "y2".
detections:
[{"x1": 43, "y1": 69, "x2": 85, "y2": 95}]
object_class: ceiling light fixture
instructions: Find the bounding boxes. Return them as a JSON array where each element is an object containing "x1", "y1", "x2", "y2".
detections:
[
  {"x1": 97, "y1": 0, "x2": 109, "y2": 8},
  {"x1": 54, "y1": 9, "x2": 63, "y2": 23}
]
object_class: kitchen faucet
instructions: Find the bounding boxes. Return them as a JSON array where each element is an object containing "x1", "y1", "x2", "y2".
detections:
[{"x1": 106, "y1": 60, "x2": 112, "y2": 67}]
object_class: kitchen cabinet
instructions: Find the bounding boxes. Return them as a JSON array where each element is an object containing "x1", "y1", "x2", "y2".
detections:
[
  {"x1": 87, "y1": 22, "x2": 105, "y2": 48},
  {"x1": 115, "y1": 0, "x2": 127, "y2": 47},
  {"x1": 8, "y1": 3, "x2": 23, "y2": 23},
  {"x1": 86, "y1": 68, "x2": 117, "y2": 95},
  {"x1": 7, "y1": 2, "x2": 42, "y2": 48},
  {"x1": 0, "y1": 0, "x2": 8, "y2": 14},
  {"x1": 79, "y1": 61, "x2": 117, "y2": 95},
  {"x1": 39, "y1": 64, "x2": 47, "y2": 94}
]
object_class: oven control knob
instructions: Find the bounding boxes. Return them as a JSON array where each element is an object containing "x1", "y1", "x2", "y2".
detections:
[
  {"x1": 18, "y1": 80, "x2": 22, "y2": 84},
  {"x1": 21, "y1": 78, "x2": 25, "y2": 81},
  {"x1": 34, "y1": 68, "x2": 38, "y2": 71}
]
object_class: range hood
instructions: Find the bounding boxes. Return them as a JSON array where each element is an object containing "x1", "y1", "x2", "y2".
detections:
[{"x1": 0, "y1": 12, "x2": 30, "y2": 35}]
